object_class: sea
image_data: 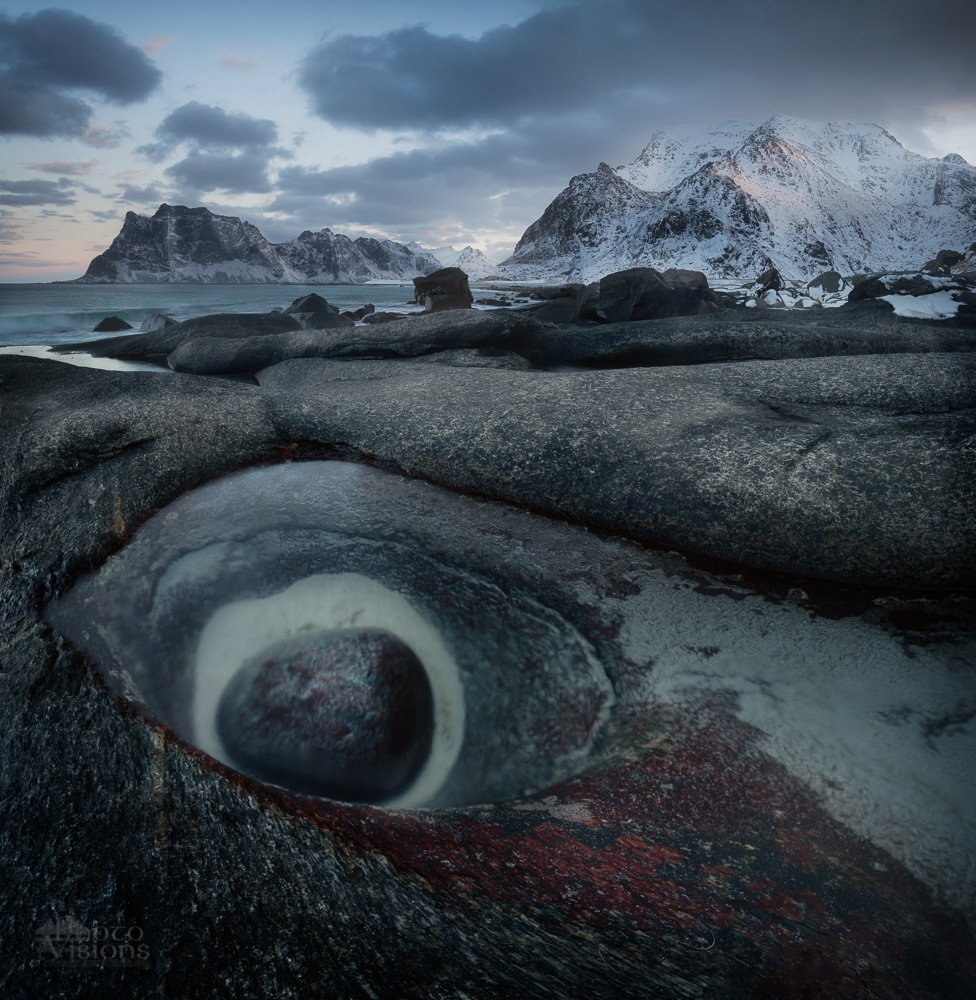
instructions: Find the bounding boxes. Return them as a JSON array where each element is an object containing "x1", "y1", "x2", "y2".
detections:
[{"x1": 0, "y1": 282, "x2": 425, "y2": 349}]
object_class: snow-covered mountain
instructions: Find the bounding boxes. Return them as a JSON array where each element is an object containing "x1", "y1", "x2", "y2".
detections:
[
  {"x1": 499, "y1": 117, "x2": 976, "y2": 280},
  {"x1": 76, "y1": 204, "x2": 443, "y2": 283},
  {"x1": 413, "y1": 244, "x2": 494, "y2": 278}
]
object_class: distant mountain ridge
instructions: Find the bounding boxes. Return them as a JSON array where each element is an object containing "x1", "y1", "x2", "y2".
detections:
[
  {"x1": 76, "y1": 204, "x2": 446, "y2": 284},
  {"x1": 411, "y1": 243, "x2": 494, "y2": 278},
  {"x1": 499, "y1": 117, "x2": 976, "y2": 280}
]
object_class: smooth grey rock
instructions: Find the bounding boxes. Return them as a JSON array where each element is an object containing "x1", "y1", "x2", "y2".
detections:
[
  {"x1": 140, "y1": 312, "x2": 176, "y2": 333},
  {"x1": 257, "y1": 352, "x2": 976, "y2": 589},
  {"x1": 362, "y1": 311, "x2": 412, "y2": 324},
  {"x1": 537, "y1": 308, "x2": 976, "y2": 368},
  {"x1": 166, "y1": 309, "x2": 554, "y2": 374}
]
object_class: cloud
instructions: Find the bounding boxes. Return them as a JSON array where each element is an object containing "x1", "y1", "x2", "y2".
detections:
[
  {"x1": 269, "y1": 97, "x2": 660, "y2": 248},
  {"x1": 118, "y1": 184, "x2": 163, "y2": 204},
  {"x1": 165, "y1": 150, "x2": 274, "y2": 194},
  {"x1": 153, "y1": 101, "x2": 277, "y2": 150},
  {"x1": 0, "y1": 210, "x2": 20, "y2": 241},
  {"x1": 0, "y1": 9, "x2": 161, "y2": 138},
  {"x1": 0, "y1": 178, "x2": 76, "y2": 206},
  {"x1": 81, "y1": 122, "x2": 129, "y2": 148},
  {"x1": 219, "y1": 53, "x2": 259, "y2": 72},
  {"x1": 142, "y1": 35, "x2": 177, "y2": 55},
  {"x1": 29, "y1": 159, "x2": 98, "y2": 176},
  {"x1": 137, "y1": 102, "x2": 284, "y2": 195},
  {"x1": 298, "y1": 0, "x2": 976, "y2": 133}
]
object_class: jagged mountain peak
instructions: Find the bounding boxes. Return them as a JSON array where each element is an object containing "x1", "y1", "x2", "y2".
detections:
[
  {"x1": 76, "y1": 205, "x2": 443, "y2": 284},
  {"x1": 502, "y1": 118, "x2": 976, "y2": 280}
]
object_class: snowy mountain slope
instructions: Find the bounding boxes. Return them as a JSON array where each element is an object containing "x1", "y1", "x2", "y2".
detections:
[
  {"x1": 500, "y1": 117, "x2": 976, "y2": 280},
  {"x1": 76, "y1": 205, "x2": 443, "y2": 284},
  {"x1": 410, "y1": 243, "x2": 494, "y2": 277}
]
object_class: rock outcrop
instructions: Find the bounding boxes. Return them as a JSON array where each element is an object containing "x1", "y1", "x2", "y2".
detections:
[{"x1": 412, "y1": 267, "x2": 474, "y2": 312}]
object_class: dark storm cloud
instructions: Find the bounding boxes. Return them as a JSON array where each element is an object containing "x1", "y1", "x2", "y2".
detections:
[
  {"x1": 0, "y1": 9, "x2": 160, "y2": 138},
  {"x1": 154, "y1": 102, "x2": 278, "y2": 151},
  {"x1": 0, "y1": 178, "x2": 76, "y2": 206},
  {"x1": 138, "y1": 102, "x2": 284, "y2": 196},
  {"x1": 298, "y1": 0, "x2": 976, "y2": 131},
  {"x1": 271, "y1": 97, "x2": 660, "y2": 239}
]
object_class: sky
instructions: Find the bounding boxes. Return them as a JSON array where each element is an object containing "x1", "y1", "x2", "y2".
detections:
[{"x1": 1, "y1": 0, "x2": 974, "y2": 281}]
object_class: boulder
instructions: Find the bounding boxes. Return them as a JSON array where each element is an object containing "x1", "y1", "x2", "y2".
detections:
[
  {"x1": 216, "y1": 628, "x2": 434, "y2": 803},
  {"x1": 936, "y1": 249, "x2": 964, "y2": 268},
  {"x1": 755, "y1": 267, "x2": 783, "y2": 294},
  {"x1": 93, "y1": 315, "x2": 132, "y2": 332},
  {"x1": 583, "y1": 268, "x2": 721, "y2": 324},
  {"x1": 520, "y1": 284, "x2": 594, "y2": 324},
  {"x1": 807, "y1": 270, "x2": 844, "y2": 295},
  {"x1": 413, "y1": 267, "x2": 473, "y2": 312},
  {"x1": 283, "y1": 293, "x2": 355, "y2": 330},
  {"x1": 140, "y1": 312, "x2": 177, "y2": 333}
]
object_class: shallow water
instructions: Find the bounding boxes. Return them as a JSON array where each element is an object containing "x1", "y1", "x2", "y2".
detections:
[{"x1": 0, "y1": 282, "x2": 425, "y2": 348}]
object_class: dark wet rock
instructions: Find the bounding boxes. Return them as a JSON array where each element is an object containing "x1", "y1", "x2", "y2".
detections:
[
  {"x1": 807, "y1": 270, "x2": 844, "y2": 294},
  {"x1": 362, "y1": 310, "x2": 411, "y2": 324},
  {"x1": 936, "y1": 249, "x2": 964, "y2": 268},
  {"x1": 140, "y1": 312, "x2": 176, "y2": 333},
  {"x1": 519, "y1": 283, "x2": 594, "y2": 324},
  {"x1": 589, "y1": 268, "x2": 671, "y2": 323},
  {"x1": 535, "y1": 308, "x2": 976, "y2": 368},
  {"x1": 93, "y1": 315, "x2": 132, "y2": 332},
  {"x1": 217, "y1": 628, "x2": 433, "y2": 803},
  {"x1": 339, "y1": 304, "x2": 375, "y2": 321},
  {"x1": 849, "y1": 273, "x2": 939, "y2": 301},
  {"x1": 59, "y1": 312, "x2": 302, "y2": 362},
  {"x1": 754, "y1": 267, "x2": 783, "y2": 293},
  {"x1": 283, "y1": 293, "x2": 355, "y2": 330},
  {"x1": 583, "y1": 268, "x2": 722, "y2": 324},
  {"x1": 413, "y1": 267, "x2": 473, "y2": 311},
  {"x1": 258, "y1": 351, "x2": 976, "y2": 589},
  {"x1": 168, "y1": 309, "x2": 554, "y2": 374},
  {"x1": 474, "y1": 297, "x2": 512, "y2": 307},
  {"x1": 1, "y1": 355, "x2": 975, "y2": 997}
]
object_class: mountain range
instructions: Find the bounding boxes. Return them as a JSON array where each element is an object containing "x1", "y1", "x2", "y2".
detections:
[
  {"x1": 75, "y1": 205, "x2": 490, "y2": 284},
  {"x1": 498, "y1": 117, "x2": 976, "y2": 280}
]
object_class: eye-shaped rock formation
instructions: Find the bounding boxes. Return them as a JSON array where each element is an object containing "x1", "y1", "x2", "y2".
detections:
[{"x1": 1, "y1": 340, "x2": 974, "y2": 998}]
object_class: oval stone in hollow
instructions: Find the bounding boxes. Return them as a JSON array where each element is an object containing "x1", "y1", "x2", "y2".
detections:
[{"x1": 216, "y1": 627, "x2": 434, "y2": 803}]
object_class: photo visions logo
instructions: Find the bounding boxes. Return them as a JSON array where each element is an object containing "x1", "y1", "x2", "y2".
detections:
[{"x1": 35, "y1": 915, "x2": 149, "y2": 969}]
